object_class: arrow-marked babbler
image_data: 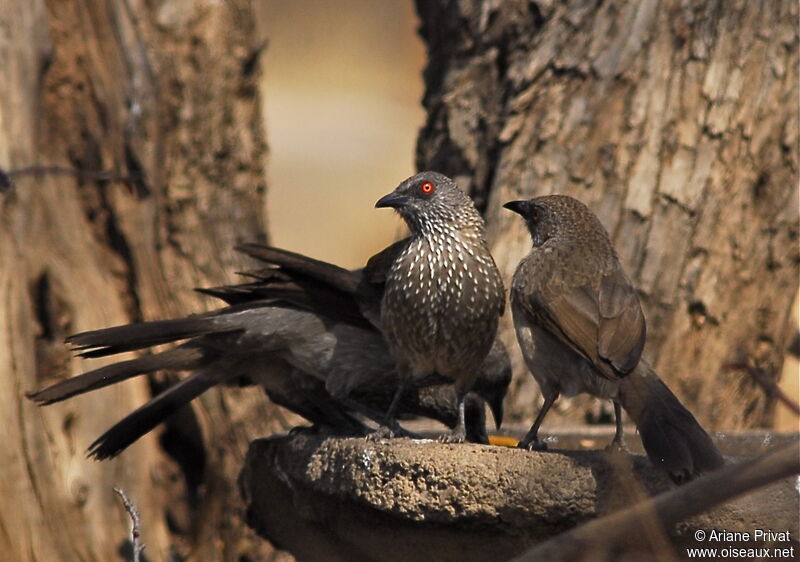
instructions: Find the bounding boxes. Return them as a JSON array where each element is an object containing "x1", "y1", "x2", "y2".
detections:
[
  {"x1": 504, "y1": 195, "x2": 723, "y2": 482},
  {"x1": 373, "y1": 171, "x2": 505, "y2": 442},
  {"x1": 27, "y1": 241, "x2": 511, "y2": 459}
]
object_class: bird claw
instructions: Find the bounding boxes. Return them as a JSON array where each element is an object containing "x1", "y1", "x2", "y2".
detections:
[
  {"x1": 438, "y1": 430, "x2": 466, "y2": 444},
  {"x1": 518, "y1": 439, "x2": 548, "y2": 451}
]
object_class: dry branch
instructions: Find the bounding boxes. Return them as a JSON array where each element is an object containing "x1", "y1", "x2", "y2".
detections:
[
  {"x1": 514, "y1": 441, "x2": 800, "y2": 561},
  {"x1": 114, "y1": 488, "x2": 145, "y2": 562}
]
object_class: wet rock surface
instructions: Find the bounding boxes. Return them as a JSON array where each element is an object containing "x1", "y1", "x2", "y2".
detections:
[{"x1": 240, "y1": 430, "x2": 799, "y2": 562}]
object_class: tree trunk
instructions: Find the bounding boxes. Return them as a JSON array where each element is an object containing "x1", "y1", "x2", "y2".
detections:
[
  {"x1": 415, "y1": 0, "x2": 799, "y2": 430},
  {"x1": 0, "y1": 1, "x2": 286, "y2": 560}
]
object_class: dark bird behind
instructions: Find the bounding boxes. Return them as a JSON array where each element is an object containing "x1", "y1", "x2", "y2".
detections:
[
  {"x1": 27, "y1": 246, "x2": 511, "y2": 459},
  {"x1": 504, "y1": 195, "x2": 723, "y2": 483}
]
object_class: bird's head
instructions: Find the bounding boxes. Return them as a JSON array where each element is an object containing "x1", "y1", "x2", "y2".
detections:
[
  {"x1": 504, "y1": 195, "x2": 595, "y2": 248},
  {"x1": 503, "y1": 198, "x2": 558, "y2": 248},
  {"x1": 375, "y1": 172, "x2": 481, "y2": 235}
]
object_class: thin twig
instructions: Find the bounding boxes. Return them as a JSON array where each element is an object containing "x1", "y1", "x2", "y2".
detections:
[
  {"x1": 726, "y1": 362, "x2": 800, "y2": 417},
  {"x1": 114, "y1": 487, "x2": 145, "y2": 562},
  {"x1": 513, "y1": 441, "x2": 800, "y2": 561}
]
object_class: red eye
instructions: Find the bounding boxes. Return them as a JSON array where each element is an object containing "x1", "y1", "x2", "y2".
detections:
[{"x1": 420, "y1": 181, "x2": 435, "y2": 195}]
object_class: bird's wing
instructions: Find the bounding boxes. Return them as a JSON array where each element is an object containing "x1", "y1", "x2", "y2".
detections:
[
  {"x1": 360, "y1": 237, "x2": 410, "y2": 287},
  {"x1": 356, "y1": 237, "x2": 411, "y2": 326},
  {"x1": 596, "y1": 266, "x2": 646, "y2": 373},
  {"x1": 526, "y1": 265, "x2": 645, "y2": 379},
  {"x1": 236, "y1": 244, "x2": 359, "y2": 293},
  {"x1": 205, "y1": 246, "x2": 374, "y2": 329}
]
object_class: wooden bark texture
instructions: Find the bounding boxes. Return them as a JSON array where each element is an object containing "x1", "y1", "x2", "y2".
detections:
[
  {"x1": 0, "y1": 1, "x2": 288, "y2": 560},
  {"x1": 415, "y1": 0, "x2": 799, "y2": 430}
]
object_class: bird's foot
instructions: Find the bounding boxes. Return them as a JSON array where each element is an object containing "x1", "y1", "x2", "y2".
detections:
[
  {"x1": 438, "y1": 429, "x2": 466, "y2": 444},
  {"x1": 604, "y1": 438, "x2": 630, "y2": 454},
  {"x1": 518, "y1": 438, "x2": 548, "y2": 451}
]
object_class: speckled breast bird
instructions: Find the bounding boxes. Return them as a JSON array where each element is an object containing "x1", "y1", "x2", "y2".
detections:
[
  {"x1": 27, "y1": 244, "x2": 511, "y2": 458},
  {"x1": 373, "y1": 171, "x2": 505, "y2": 441},
  {"x1": 505, "y1": 195, "x2": 723, "y2": 482}
]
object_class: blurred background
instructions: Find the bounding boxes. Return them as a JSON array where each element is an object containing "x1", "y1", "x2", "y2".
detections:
[{"x1": 257, "y1": 0, "x2": 424, "y2": 268}]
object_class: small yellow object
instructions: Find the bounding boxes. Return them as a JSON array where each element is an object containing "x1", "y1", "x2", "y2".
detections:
[{"x1": 488, "y1": 435, "x2": 519, "y2": 447}]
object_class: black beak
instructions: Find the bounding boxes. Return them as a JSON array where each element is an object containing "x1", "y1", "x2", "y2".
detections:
[
  {"x1": 489, "y1": 395, "x2": 505, "y2": 430},
  {"x1": 375, "y1": 191, "x2": 409, "y2": 209},
  {"x1": 503, "y1": 200, "x2": 532, "y2": 216}
]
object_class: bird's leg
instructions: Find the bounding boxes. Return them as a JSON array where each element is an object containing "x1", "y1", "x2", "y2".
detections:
[
  {"x1": 438, "y1": 393, "x2": 467, "y2": 444},
  {"x1": 366, "y1": 378, "x2": 409, "y2": 440},
  {"x1": 384, "y1": 377, "x2": 408, "y2": 427},
  {"x1": 605, "y1": 401, "x2": 629, "y2": 453},
  {"x1": 339, "y1": 397, "x2": 422, "y2": 439},
  {"x1": 518, "y1": 391, "x2": 558, "y2": 451}
]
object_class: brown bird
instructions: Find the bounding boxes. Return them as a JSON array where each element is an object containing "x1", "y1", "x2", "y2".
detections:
[
  {"x1": 504, "y1": 195, "x2": 723, "y2": 482},
  {"x1": 372, "y1": 171, "x2": 506, "y2": 441}
]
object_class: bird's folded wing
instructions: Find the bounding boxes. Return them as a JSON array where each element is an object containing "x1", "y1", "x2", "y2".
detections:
[
  {"x1": 360, "y1": 237, "x2": 410, "y2": 286},
  {"x1": 202, "y1": 246, "x2": 372, "y2": 329},
  {"x1": 596, "y1": 267, "x2": 646, "y2": 373},
  {"x1": 526, "y1": 266, "x2": 645, "y2": 379},
  {"x1": 235, "y1": 243, "x2": 359, "y2": 294},
  {"x1": 356, "y1": 237, "x2": 411, "y2": 326}
]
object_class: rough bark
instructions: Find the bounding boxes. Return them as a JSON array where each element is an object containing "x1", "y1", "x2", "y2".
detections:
[
  {"x1": 415, "y1": 0, "x2": 799, "y2": 429},
  {"x1": 0, "y1": 1, "x2": 283, "y2": 560}
]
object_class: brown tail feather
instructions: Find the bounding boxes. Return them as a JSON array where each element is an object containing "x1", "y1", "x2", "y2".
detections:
[{"x1": 618, "y1": 362, "x2": 724, "y2": 483}]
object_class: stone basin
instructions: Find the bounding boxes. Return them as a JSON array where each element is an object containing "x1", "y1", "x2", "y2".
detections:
[{"x1": 240, "y1": 428, "x2": 799, "y2": 561}]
